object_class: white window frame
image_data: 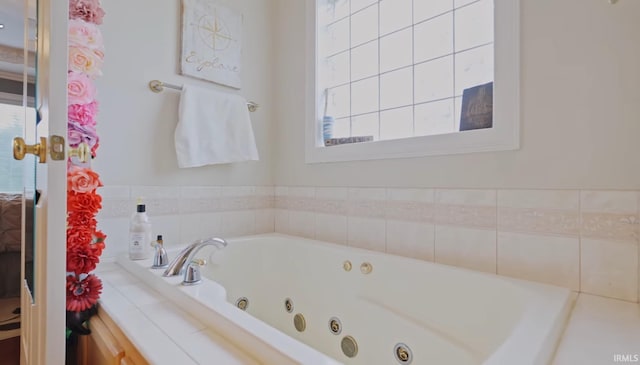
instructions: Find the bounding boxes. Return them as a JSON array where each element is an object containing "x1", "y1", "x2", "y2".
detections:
[{"x1": 305, "y1": 0, "x2": 520, "y2": 163}]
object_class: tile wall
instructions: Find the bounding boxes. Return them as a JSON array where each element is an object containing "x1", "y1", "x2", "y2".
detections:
[
  {"x1": 98, "y1": 185, "x2": 639, "y2": 303},
  {"x1": 97, "y1": 186, "x2": 275, "y2": 259},
  {"x1": 274, "y1": 187, "x2": 639, "y2": 303}
]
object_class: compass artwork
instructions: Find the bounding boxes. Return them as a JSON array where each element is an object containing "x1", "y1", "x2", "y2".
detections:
[{"x1": 181, "y1": 0, "x2": 243, "y2": 89}]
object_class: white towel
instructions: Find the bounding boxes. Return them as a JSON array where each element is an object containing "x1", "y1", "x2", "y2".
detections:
[{"x1": 175, "y1": 84, "x2": 259, "y2": 168}]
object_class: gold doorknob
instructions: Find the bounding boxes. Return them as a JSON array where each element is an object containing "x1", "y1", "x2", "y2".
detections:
[
  {"x1": 68, "y1": 143, "x2": 90, "y2": 163},
  {"x1": 13, "y1": 137, "x2": 47, "y2": 163}
]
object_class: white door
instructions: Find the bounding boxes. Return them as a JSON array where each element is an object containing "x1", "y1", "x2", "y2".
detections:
[{"x1": 13, "y1": 0, "x2": 68, "y2": 364}]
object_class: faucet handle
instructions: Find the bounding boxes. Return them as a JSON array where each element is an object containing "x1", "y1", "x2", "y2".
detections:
[
  {"x1": 152, "y1": 247, "x2": 169, "y2": 269},
  {"x1": 191, "y1": 258, "x2": 207, "y2": 266},
  {"x1": 182, "y1": 259, "x2": 205, "y2": 286},
  {"x1": 151, "y1": 235, "x2": 169, "y2": 269}
]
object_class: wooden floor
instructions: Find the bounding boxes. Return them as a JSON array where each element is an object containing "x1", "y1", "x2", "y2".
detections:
[{"x1": 0, "y1": 336, "x2": 20, "y2": 365}]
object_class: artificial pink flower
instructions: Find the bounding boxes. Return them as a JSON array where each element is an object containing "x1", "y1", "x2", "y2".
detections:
[
  {"x1": 68, "y1": 101, "x2": 98, "y2": 127},
  {"x1": 67, "y1": 71, "x2": 96, "y2": 105},
  {"x1": 69, "y1": 46, "x2": 103, "y2": 78},
  {"x1": 69, "y1": 0, "x2": 106, "y2": 25},
  {"x1": 65, "y1": 0, "x2": 106, "y2": 316},
  {"x1": 68, "y1": 120, "x2": 98, "y2": 148},
  {"x1": 91, "y1": 139, "x2": 100, "y2": 158},
  {"x1": 67, "y1": 227, "x2": 93, "y2": 249},
  {"x1": 67, "y1": 190, "x2": 102, "y2": 216},
  {"x1": 91, "y1": 230, "x2": 106, "y2": 256},
  {"x1": 67, "y1": 166, "x2": 102, "y2": 194},
  {"x1": 66, "y1": 275, "x2": 102, "y2": 312},
  {"x1": 67, "y1": 244, "x2": 100, "y2": 275},
  {"x1": 67, "y1": 211, "x2": 97, "y2": 231},
  {"x1": 68, "y1": 18, "x2": 104, "y2": 51}
]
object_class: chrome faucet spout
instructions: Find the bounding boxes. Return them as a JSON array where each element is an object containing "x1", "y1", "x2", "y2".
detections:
[{"x1": 162, "y1": 237, "x2": 227, "y2": 277}]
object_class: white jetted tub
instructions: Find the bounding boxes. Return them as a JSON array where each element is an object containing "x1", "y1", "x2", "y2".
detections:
[
  {"x1": 202, "y1": 234, "x2": 573, "y2": 365},
  {"x1": 119, "y1": 233, "x2": 573, "y2": 365}
]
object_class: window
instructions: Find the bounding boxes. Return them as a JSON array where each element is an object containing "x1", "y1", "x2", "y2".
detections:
[
  {"x1": 306, "y1": 0, "x2": 519, "y2": 163},
  {"x1": 0, "y1": 103, "x2": 36, "y2": 192}
]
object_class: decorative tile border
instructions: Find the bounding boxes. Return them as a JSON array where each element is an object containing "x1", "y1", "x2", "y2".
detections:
[
  {"x1": 254, "y1": 196, "x2": 275, "y2": 210},
  {"x1": 498, "y1": 207, "x2": 580, "y2": 237},
  {"x1": 274, "y1": 196, "x2": 288, "y2": 209},
  {"x1": 102, "y1": 186, "x2": 639, "y2": 243},
  {"x1": 385, "y1": 200, "x2": 431, "y2": 222},
  {"x1": 220, "y1": 196, "x2": 258, "y2": 211},
  {"x1": 286, "y1": 197, "x2": 316, "y2": 212},
  {"x1": 276, "y1": 196, "x2": 496, "y2": 228},
  {"x1": 275, "y1": 190, "x2": 639, "y2": 238},
  {"x1": 581, "y1": 212, "x2": 639, "y2": 242},
  {"x1": 435, "y1": 204, "x2": 496, "y2": 229},
  {"x1": 347, "y1": 199, "x2": 386, "y2": 219},
  {"x1": 100, "y1": 186, "x2": 276, "y2": 218},
  {"x1": 277, "y1": 196, "x2": 431, "y2": 222},
  {"x1": 314, "y1": 199, "x2": 348, "y2": 215},
  {"x1": 145, "y1": 198, "x2": 181, "y2": 216},
  {"x1": 99, "y1": 198, "x2": 133, "y2": 219},
  {"x1": 179, "y1": 197, "x2": 221, "y2": 214}
]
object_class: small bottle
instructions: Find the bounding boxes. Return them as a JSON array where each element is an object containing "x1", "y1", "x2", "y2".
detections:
[{"x1": 129, "y1": 200, "x2": 152, "y2": 260}]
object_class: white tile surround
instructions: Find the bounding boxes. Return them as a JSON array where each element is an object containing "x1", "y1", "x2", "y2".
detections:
[
  {"x1": 97, "y1": 185, "x2": 639, "y2": 303},
  {"x1": 275, "y1": 187, "x2": 639, "y2": 303},
  {"x1": 97, "y1": 185, "x2": 275, "y2": 259},
  {"x1": 96, "y1": 263, "x2": 260, "y2": 365}
]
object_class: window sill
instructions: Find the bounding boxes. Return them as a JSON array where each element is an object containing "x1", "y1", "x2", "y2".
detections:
[{"x1": 305, "y1": 125, "x2": 519, "y2": 164}]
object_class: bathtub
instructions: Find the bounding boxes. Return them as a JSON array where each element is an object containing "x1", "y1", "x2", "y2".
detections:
[{"x1": 119, "y1": 233, "x2": 574, "y2": 365}]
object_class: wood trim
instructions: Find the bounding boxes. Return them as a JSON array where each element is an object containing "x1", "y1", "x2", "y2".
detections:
[
  {"x1": 20, "y1": 283, "x2": 31, "y2": 364},
  {"x1": 120, "y1": 357, "x2": 135, "y2": 365},
  {"x1": 96, "y1": 308, "x2": 149, "y2": 365},
  {"x1": 78, "y1": 315, "x2": 125, "y2": 365}
]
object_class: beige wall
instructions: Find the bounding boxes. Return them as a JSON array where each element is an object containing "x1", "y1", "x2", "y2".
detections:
[
  {"x1": 94, "y1": 0, "x2": 274, "y2": 186},
  {"x1": 273, "y1": 0, "x2": 640, "y2": 190}
]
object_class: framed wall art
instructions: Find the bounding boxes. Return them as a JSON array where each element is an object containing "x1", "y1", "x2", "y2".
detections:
[{"x1": 181, "y1": 0, "x2": 243, "y2": 89}]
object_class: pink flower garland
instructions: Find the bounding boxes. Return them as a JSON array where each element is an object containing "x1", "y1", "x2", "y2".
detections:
[
  {"x1": 69, "y1": 0, "x2": 105, "y2": 25},
  {"x1": 66, "y1": 0, "x2": 106, "y2": 313}
]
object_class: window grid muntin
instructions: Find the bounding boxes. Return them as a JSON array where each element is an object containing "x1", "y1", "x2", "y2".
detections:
[
  {"x1": 319, "y1": 0, "x2": 494, "y2": 142},
  {"x1": 326, "y1": 40, "x2": 492, "y2": 93}
]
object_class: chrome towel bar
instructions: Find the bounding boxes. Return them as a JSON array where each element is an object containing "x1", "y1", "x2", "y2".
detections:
[{"x1": 148, "y1": 80, "x2": 259, "y2": 112}]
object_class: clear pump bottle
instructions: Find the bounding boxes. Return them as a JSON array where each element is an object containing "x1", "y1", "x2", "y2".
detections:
[{"x1": 129, "y1": 201, "x2": 152, "y2": 260}]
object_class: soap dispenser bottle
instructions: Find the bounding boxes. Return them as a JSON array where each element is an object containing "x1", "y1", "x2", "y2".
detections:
[{"x1": 129, "y1": 200, "x2": 152, "y2": 260}]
